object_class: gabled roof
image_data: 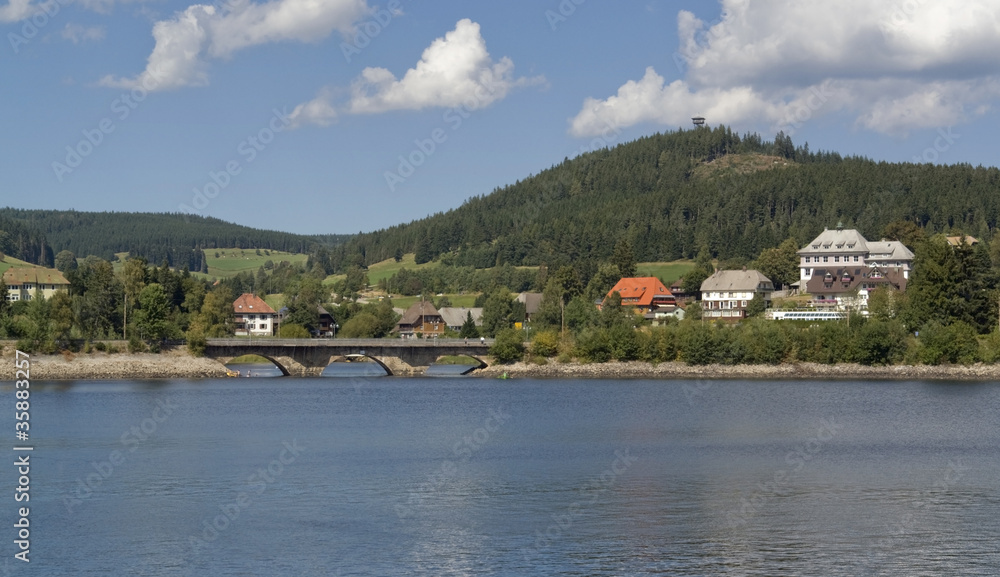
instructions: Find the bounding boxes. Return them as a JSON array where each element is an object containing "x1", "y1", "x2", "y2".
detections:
[
  {"x1": 3, "y1": 267, "x2": 69, "y2": 286},
  {"x1": 516, "y1": 292, "x2": 543, "y2": 314},
  {"x1": 397, "y1": 300, "x2": 441, "y2": 325},
  {"x1": 865, "y1": 241, "x2": 915, "y2": 260},
  {"x1": 606, "y1": 277, "x2": 670, "y2": 307},
  {"x1": 233, "y1": 293, "x2": 276, "y2": 314},
  {"x1": 438, "y1": 307, "x2": 483, "y2": 327},
  {"x1": 798, "y1": 228, "x2": 869, "y2": 255},
  {"x1": 700, "y1": 270, "x2": 773, "y2": 292},
  {"x1": 946, "y1": 235, "x2": 979, "y2": 247}
]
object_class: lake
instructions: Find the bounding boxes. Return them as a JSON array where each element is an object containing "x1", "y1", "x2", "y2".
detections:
[{"x1": 7, "y1": 377, "x2": 1000, "y2": 575}]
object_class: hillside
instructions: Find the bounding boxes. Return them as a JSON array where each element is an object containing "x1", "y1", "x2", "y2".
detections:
[
  {"x1": 0, "y1": 209, "x2": 349, "y2": 270},
  {"x1": 319, "y1": 127, "x2": 1000, "y2": 272}
]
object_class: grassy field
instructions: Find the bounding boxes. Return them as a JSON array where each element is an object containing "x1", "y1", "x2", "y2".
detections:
[
  {"x1": 0, "y1": 256, "x2": 40, "y2": 276},
  {"x1": 636, "y1": 261, "x2": 696, "y2": 284},
  {"x1": 389, "y1": 294, "x2": 479, "y2": 310},
  {"x1": 204, "y1": 249, "x2": 309, "y2": 278}
]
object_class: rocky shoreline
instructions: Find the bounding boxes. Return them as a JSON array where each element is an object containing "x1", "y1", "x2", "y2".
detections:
[
  {"x1": 474, "y1": 360, "x2": 1000, "y2": 381},
  {"x1": 5, "y1": 343, "x2": 1000, "y2": 381}
]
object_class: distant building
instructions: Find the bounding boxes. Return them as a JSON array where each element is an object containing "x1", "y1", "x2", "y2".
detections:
[
  {"x1": 603, "y1": 277, "x2": 676, "y2": 312},
  {"x1": 394, "y1": 300, "x2": 445, "y2": 337},
  {"x1": 516, "y1": 292, "x2": 543, "y2": 322},
  {"x1": 669, "y1": 279, "x2": 690, "y2": 301},
  {"x1": 439, "y1": 307, "x2": 483, "y2": 332},
  {"x1": 946, "y1": 235, "x2": 979, "y2": 247},
  {"x1": 798, "y1": 224, "x2": 915, "y2": 281},
  {"x1": 3, "y1": 267, "x2": 69, "y2": 302},
  {"x1": 700, "y1": 270, "x2": 774, "y2": 321},
  {"x1": 233, "y1": 293, "x2": 277, "y2": 336},
  {"x1": 316, "y1": 306, "x2": 336, "y2": 337}
]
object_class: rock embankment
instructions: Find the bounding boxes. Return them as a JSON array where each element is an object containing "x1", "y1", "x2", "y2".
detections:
[
  {"x1": 6, "y1": 347, "x2": 228, "y2": 380},
  {"x1": 475, "y1": 360, "x2": 1000, "y2": 381}
]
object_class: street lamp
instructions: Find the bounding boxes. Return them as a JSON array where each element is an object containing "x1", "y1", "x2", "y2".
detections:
[{"x1": 333, "y1": 323, "x2": 339, "y2": 339}]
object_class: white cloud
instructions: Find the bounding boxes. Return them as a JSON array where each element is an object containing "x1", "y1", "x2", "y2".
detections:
[
  {"x1": 288, "y1": 88, "x2": 338, "y2": 128},
  {"x1": 0, "y1": 0, "x2": 36, "y2": 23},
  {"x1": 347, "y1": 18, "x2": 542, "y2": 114},
  {"x1": 62, "y1": 22, "x2": 106, "y2": 43},
  {"x1": 570, "y1": 0, "x2": 1000, "y2": 137},
  {"x1": 100, "y1": 0, "x2": 369, "y2": 91}
]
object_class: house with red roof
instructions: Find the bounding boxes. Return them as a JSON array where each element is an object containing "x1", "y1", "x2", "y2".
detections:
[
  {"x1": 233, "y1": 293, "x2": 277, "y2": 336},
  {"x1": 602, "y1": 277, "x2": 676, "y2": 312}
]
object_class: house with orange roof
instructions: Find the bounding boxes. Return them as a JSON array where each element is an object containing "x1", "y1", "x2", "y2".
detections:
[
  {"x1": 3, "y1": 267, "x2": 69, "y2": 302},
  {"x1": 233, "y1": 293, "x2": 278, "y2": 336},
  {"x1": 603, "y1": 277, "x2": 676, "y2": 312}
]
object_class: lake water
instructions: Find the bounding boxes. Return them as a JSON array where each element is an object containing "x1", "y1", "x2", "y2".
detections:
[{"x1": 6, "y1": 377, "x2": 1000, "y2": 575}]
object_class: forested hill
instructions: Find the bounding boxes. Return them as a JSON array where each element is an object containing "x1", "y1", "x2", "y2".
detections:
[
  {"x1": 0, "y1": 209, "x2": 347, "y2": 269},
  {"x1": 322, "y1": 127, "x2": 1000, "y2": 271}
]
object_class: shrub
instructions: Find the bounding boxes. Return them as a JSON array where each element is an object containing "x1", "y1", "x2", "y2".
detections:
[
  {"x1": 916, "y1": 321, "x2": 980, "y2": 365},
  {"x1": 128, "y1": 335, "x2": 147, "y2": 353},
  {"x1": 490, "y1": 328, "x2": 525, "y2": 364},
  {"x1": 530, "y1": 330, "x2": 560, "y2": 357},
  {"x1": 575, "y1": 329, "x2": 612, "y2": 363},
  {"x1": 279, "y1": 323, "x2": 311, "y2": 339},
  {"x1": 186, "y1": 331, "x2": 207, "y2": 357}
]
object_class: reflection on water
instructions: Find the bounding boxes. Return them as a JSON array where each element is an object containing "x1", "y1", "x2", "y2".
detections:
[
  {"x1": 424, "y1": 364, "x2": 477, "y2": 377},
  {"x1": 224, "y1": 363, "x2": 284, "y2": 378},
  {"x1": 321, "y1": 361, "x2": 390, "y2": 377},
  {"x1": 17, "y1": 378, "x2": 1000, "y2": 576}
]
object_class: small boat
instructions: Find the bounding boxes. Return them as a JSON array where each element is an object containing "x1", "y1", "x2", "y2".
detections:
[{"x1": 226, "y1": 369, "x2": 241, "y2": 377}]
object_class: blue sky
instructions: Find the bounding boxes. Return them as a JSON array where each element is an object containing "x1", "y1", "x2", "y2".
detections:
[{"x1": 3, "y1": 0, "x2": 1000, "y2": 235}]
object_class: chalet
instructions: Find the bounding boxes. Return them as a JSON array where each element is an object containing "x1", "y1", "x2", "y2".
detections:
[
  {"x1": 603, "y1": 277, "x2": 676, "y2": 312},
  {"x1": 700, "y1": 270, "x2": 773, "y2": 321},
  {"x1": 438, "y1": 307, "x2": 483, "y2": 332},
  {"x1": 798, "y1": 224, "x2": 915, "y2": 282},
  {"x1": 669, "y1": 279, "x2": 690, "y2": 301},
  {"x1": 316, "y1": 306, "x2": 336, "y2": 337},
  {"x1": 233, "y1": 293, "x2": 277, "y2": 336},
  {"x1": 3, "y1": 267, "x2": 69, "y2": 302},
  {"x1": 394, "y1": 300, "x2": 445, "y2": 337}
]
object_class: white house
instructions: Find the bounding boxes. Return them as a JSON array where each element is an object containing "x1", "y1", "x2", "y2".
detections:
[
  {"x1": 798, "y1": 224, "x2": 915, "y2": 282},
  {"x1": 700, "y1": 269, "x2": 774, "y2": 321},
  {"x1": 233, "y1": 293, "x2": 277, "y2": 336}
]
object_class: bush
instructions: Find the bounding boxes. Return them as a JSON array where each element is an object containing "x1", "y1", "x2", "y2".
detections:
[
  {"x1": 609, "y1": 325, "x2": 641, "y2": 361},
  {"x1": 490, "y1": 328, "x2": 525, "y2": 364},
  {"x1": 530, "y1": 330, "x2": 560, "y2": 357},
  {"x1": 678, "y1": 323, "x2": 719, "y2": 365},
  {"x1": 853, "y1": 319, "x2": 907, "y2": 366},
  {"x1": 128, "y1": 335, "x2": 147, "y2": 353},
  {"x1": 575, "y1": 329, "x2": 612, "y2": 363},
  {"x1": 186, "y1": 331, "x2": 207, "y2": 357},
  {"x1": 916, "y1": 321, "x2": 980, "y2": 365},
  {"x1": 279, "y1": 323, "x2": 311, "y2": 339}
]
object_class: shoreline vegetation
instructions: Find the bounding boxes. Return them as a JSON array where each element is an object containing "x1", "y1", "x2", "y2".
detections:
[{"x1": 7, "y1": 344, "x2": 1000, "y2": 382}]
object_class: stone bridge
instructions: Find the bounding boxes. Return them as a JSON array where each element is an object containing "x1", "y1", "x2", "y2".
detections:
[{"x1": 204, "y1": 338, "x2": 493, "y2": 376}]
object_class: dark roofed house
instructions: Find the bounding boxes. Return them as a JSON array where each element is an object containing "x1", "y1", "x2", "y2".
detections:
[
  {"x1": 394, "y1": 300, "x2": 445, "y2": 337},
  {"x1": 804, "y1": 265, "x2": 907, "y2": 312},
  {"x1": 516, "y1": 293, "x2": 543, "y2": 322}
]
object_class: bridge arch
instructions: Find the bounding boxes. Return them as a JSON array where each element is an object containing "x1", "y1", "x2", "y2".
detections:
[
  {"x1": 215, "y1": 354, "x2": 291, "y2": 376},
  {"x1": 432, "y1": 354, "x2": 488, "y2": 374},
  {"x1": 335, "y1": 354, "x2": 394, "y2": 376}
]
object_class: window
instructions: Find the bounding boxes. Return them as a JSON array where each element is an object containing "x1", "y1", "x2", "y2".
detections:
[
  {"x1": 854, "y1": 256, "x2": 859, "y2": 262},
  {"x1": 834, "y1": 256, "x2": 840, "y2": 262},
  {"x1": 741, "y1": 300, "x2": 747, "y2": 307},
  {"x1": 823, "y1": 256, "x2": 829, "y2": 262},
  {"x1": 804, "y1": 256, "x2": 810, "y2": 263}
]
